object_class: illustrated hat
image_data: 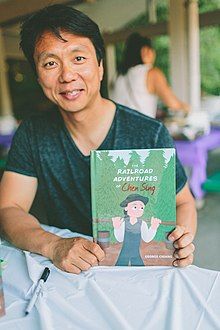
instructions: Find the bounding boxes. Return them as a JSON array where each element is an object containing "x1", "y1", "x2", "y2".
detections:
[{"x1": 120, "y1": 194, "x2": 149, "y2": 207}]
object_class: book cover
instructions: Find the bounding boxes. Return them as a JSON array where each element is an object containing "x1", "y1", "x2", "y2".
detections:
[
  {"x1": 91, "y1": 148, "x2": 176, "y2": 266},
  {"x1": 0, "y1": 261, "x2": 5, "y2": 317}
]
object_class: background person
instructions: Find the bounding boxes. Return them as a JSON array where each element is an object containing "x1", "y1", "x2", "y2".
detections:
[{"x1": 110, "y1": 33, "x2": 190, "y2": 118}]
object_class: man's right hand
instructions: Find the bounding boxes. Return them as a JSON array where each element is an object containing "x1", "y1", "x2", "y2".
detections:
[{"x1": 47, "y1": 237, "x2": 105, "y2": 274}]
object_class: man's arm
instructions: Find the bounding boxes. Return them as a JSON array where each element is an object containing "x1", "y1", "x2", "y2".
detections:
[
  {"x1": 168, "y1": 183, "x2": 197, "y2": 267},
  {"x1": 0, "y1": 171, "x2": 104, "y2": 273}
]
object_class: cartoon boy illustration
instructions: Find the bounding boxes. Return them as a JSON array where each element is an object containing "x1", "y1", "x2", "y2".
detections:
[{"x1": 112, "y1": 194, "x2": 161, "y2": 266}]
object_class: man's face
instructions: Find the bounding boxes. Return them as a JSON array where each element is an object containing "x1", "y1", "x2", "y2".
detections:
[
  {"x1": 125, "y1": 201, "x2": 145, "y2": 218},
  {"x1": 34, "y1": 31, "x2": 104, "y2": 114}
]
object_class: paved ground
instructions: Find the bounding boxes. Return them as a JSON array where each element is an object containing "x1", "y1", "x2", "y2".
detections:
[
  {"x1": 193, "y1": 148, "x2": 220, "y2": 271},
  {"x1": 194, "y1": 192, "x2": 220, "y2": 271}
]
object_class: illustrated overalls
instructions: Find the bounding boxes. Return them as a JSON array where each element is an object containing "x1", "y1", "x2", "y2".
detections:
[{"x1": 115, "y1": 217, "x2": 144, "y2": 266}]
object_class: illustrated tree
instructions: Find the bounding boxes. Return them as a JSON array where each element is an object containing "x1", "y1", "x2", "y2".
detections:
[
  {"x1": 128, "y1": 150, "x2": 143, "y2": 167},
  {"x1": 114, "y1": 156, "x2": 126, "y2": 169},
  {"x1": 153, "y1": 153, "x2": 176, "y2": 241},
  {"x1": 142, "y1": 149, "x2": 165, "y2": 219}
]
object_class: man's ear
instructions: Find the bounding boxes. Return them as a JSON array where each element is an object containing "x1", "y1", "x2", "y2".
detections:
[
  {"x1": 98, "y1": 59, "x2": 104, "y2": 81},
  {"x1": 125, "y1": 207, "x2": 128, "y2": 211},
  {"x1": 37, "y1": 76, "x2": 41, "y2": 85}
]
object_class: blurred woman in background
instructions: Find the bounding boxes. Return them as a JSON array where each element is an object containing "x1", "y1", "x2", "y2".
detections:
[{"x1": 110, "y1": 33, "x2": 190, "y2": 118}]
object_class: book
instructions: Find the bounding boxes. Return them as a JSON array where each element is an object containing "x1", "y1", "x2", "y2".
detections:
[
  {"x1": 91, "y1": 148, "x2": 176, "y2": 266},
  {"x1": 0, "y1": 260, "x2": 5, "y2": 317}
]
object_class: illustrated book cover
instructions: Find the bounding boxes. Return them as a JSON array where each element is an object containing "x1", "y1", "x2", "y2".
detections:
[
  {"x1": 91, "y1": 148, "x2": 176, "y2": 266},
  {"x1": 0, "y1": 261, "x2": 5, "y2": 317}
]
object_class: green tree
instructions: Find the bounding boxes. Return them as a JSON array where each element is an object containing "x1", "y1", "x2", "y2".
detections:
[
  {"x1": 142, "y1": 149, "x2": 165, "y2": 219},
  {"x1": 128, "y1": 150, "x2": 142, "y2": 166}
]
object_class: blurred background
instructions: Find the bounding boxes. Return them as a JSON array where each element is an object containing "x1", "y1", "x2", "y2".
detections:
[{"x1": 0, "y1": 0, "x2": 219, "y2": 270}]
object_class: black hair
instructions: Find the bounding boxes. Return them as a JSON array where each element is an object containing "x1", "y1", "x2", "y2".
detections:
[
  {"x1": 20, "y1": 4, "x2": 105, "y2": 73},
  {"x1": 120, "y1": 33, "x2": 153, "y2": 75}
]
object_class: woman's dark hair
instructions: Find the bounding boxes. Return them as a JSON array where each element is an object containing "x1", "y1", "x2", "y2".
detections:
[
  {"x1": 20, "y1": 4, "x2": 105, "y2": 73},
  {"x1": 120, "y1": 33, "x2": 153, "y2": 75}
]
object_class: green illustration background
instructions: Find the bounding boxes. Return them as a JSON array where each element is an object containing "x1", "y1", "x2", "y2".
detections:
[{"x1": 91, "y1": 149, "x2": 176, "y2": 243}]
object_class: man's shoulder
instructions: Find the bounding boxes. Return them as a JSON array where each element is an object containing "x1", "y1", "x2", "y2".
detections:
[
  {"x1": 116, "y1": 103, "x2": 162, "y2": 129},
  {"x1": 20, "y1": 111, "x2": 60, "y2": 131}
]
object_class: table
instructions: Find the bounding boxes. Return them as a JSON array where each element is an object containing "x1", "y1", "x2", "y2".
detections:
[
  {"x1": 0, "y1": 225, "x2": 220, "y2": 330},
  {"x1": 0, "y1": 133, "x2": 14, "y2": 150},
  {"x1": 175, "y1": 128, "x2": 220, "y2": 200}
]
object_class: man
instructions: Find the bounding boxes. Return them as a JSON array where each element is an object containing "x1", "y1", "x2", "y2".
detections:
[{"x1": 0, "y1": 4, "x2": 196, "y2": 274}]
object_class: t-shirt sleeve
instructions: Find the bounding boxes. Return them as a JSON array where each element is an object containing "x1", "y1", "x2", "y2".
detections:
[
  {"x1": 5, "y1": 120, "x2": 37, "y2": 177},
  {"x1": 155, "y1": 123, "x2": 187, "y2": 194}
]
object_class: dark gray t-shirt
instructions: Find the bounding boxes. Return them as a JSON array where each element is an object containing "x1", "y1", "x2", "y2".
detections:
[{"x1": 6, "y1": 104, "x2": 187, "y2": 235}]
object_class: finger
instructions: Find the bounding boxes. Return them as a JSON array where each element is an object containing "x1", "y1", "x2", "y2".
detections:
[
  {"x1": 168, "y1": 225, "x2": 185, "y2": 241},
  {"x1": 73, "y1": 257, "x2": 92, "y2": 272},
  {"x1": 57, "y1": 259, "x2": 82, "y2": 274},
  {"x1": 83, "y1": 241, "x2": 105, "y2": 261},
  {"x1": 174, "y1": 243, "x2": 195, "y2": 259},
  {"x1": 79, "y1": 250, "x2": 99, "y2": 266},
  {"x1": 173, "y1": 253, "x2": 194, "y2": 267},
  {"x1": 173, "y1": 233, "x2": 194, "y2": 249}
]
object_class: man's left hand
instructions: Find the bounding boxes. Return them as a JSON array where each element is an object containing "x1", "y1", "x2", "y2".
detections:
[{"x1": 168, "y1": 225, "x2": 195, "y2": 267}]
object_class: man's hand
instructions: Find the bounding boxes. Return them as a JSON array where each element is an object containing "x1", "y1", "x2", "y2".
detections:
[
  {"x1": 48, "y1": 237, "x2": 105, "y2": 274},
  {"x1": 168, "y1": 225, "x2": 195, "y2": 267}
]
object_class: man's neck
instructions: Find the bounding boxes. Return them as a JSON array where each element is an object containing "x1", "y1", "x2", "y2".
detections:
[{"x1": 60, "y1": 97, "x2": 116, "y2": 156}]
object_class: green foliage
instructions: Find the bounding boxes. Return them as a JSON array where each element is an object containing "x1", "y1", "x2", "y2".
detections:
[
  {"x1": 200, "y1": 26, "x2": 220, "y2": 95},
  {"x1": 153, "y1": 35, "x2": 170, "y2": 81},
  {"x1": 198, "y1": 0, "x2": 220, "y2": 13}
]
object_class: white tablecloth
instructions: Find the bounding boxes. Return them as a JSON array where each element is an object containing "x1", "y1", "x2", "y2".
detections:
[{"x1": 0, "y1": 225, "x2": 220, "y2": 330}]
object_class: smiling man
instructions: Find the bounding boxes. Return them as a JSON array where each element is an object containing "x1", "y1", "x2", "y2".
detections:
[{"x1": 0, "y1": 4, "x2": 197, "y2": 274}]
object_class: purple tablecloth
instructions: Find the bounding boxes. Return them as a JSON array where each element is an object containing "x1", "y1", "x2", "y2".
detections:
[
  {"x1": 0, "y1": 133, "x2": 14, "y2": 149},
  {"x1": 175, "y1": 128, "x2": 220, "y2": 199}
]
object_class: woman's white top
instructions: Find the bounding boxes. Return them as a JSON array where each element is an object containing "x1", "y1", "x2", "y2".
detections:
[{"x1": 110, "y1": 64, "x2": 158, "y2": 118}]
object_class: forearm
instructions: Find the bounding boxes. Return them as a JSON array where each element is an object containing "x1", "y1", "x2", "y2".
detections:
[
  {"x1": 171, "y1": 100, "x2": 190, "y2": 113},
  {"x1": 0, "y1": 207, "x2": 60, "y2": 258},
  {"x1": 176, "y1": 199, "x2": 197, "y2": 237}
]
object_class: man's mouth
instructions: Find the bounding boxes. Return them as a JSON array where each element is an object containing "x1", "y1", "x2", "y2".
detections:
[{"x1": 60, "y1": 89, "x2": 84, "y2": 100}]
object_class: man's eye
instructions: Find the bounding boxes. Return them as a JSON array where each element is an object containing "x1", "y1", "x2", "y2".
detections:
[
  {"x1": 75, "y1": 56, "x2": 86, "y2": 62},
  {"x1": 44, "y1": 61, "x2": 56, "y2": 68},
  {"x1": 133, "y1": 206, "x2": 137, "y2": 210}
]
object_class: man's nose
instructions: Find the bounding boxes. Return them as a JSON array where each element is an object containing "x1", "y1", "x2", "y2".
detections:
[{"x1": 59, "y1": 63, "x2": 78, "y2": 83}]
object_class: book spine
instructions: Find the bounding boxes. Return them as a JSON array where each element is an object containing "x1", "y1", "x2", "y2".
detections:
[{"x1": 90, "y1": 151, "x2": 97, "y2": 242}]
